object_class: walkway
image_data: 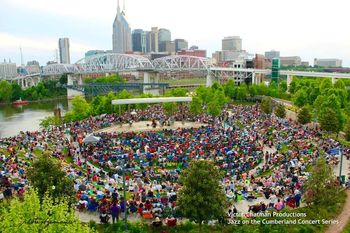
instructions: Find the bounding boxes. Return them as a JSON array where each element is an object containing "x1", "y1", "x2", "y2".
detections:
[
  {"x1": 325, "y1": 189, "x2": 350, "y2": 233},
  {"x1": 97, "y1": 121, "x2": 206, "y2": 134}
]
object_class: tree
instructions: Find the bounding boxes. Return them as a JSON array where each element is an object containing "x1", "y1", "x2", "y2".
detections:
[
  {"x1": 207, "y1": 100, "x2": 221, "y2": 117},
  {"x1": 275, "y1": 104, "x2": 286, "y2": 118},
  {"x1": 236, "y1": 85, "x2": 248, "y2": 100},
  {"x1": 319, "y1": 79, "x2": 333, "y2": 93},
  {"x1": 304, "y1": 158, "x2": 339, "y2": 207},
  {"x1": 319, "y1": 107, "x2": 340, "y2": 133},
  {"x1": 297, "y1": 106, "x2": 312, "y2": 125},
  {"x1": 177, "y1": 160, "x2": 226, "y2": 232},
  {"x1": 345, "y1": 118, "x2": 350, "y2": 141},
  {"x1": 261, "y1": 96, "x2": 273, "y2": 114},
  {"x1": 292, "y1": 89, "x2": 308, "y2": 107},
  {"x1": 27, "y1": 152, "x2": 75, "y2": 203},
  {"x1": 190, "y1": 96, "x2": 202, "y2": 114},
  {"x1": 334, "y1": 79, "x2": 346, "y2": 90},
  {"x1": 0, "y1": 80, "x2": 13, "y2": 102},
  {"x1": 10, "y1": 82, "x2": 23, "y2": 101},
  {"x1": 64, "y1": 96, "x2": 91, "y2": 122},
  {"x1": 0, "y1": 189, "x2": 92, "y2": 233}
]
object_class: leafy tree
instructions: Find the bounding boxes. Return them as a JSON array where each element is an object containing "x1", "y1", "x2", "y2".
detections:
[
  {"x1": 334, "y1": 79, "x2": 346, "y2": 89},
  {"x1": 177, "y1": 160, "x2": 226, "y2": 233},
  {"x1": 288, "y1": 80, "x2": 298, "y2": 94},
  {"x1": 275, "y1": 104, "x2": 286, "y2": 118},
  {"x1": 292, "y1": 89, "x2": 308, "y2": 107},
  {"x1": 345, "y1": 118, "x2": 350, "y2": 141},
  {"x1": 0, "y1": 189, "x2": 92, "y2": 233},
  {"x1": 27, "y1": 152, "x2": 75, "y2": 202},
  {"x1": 279, "y1": 80, "x2": 288, "y2": 93},
  {"x1": 0, "y1": 80, "x2": 13, "y2": 102},
  {"x1": 59, "y1": 74, "x2": 68, "y2": 85},
  {"x1": 196, "y1": 86, "x2": 214, "y2": 105},
  {"x1": 298, "y1": 106, "x2": 312, "y2": 125},
  {"x1": 223, "y1": 80, "x2": 237, "y2": 99},
  {"x1": 319, "y1": 79, "x2": 333, "y2": 93},
  {"x1": 40, "y1": 116, "x2": 63, "y2": 128},
  {"x1": 256, "y1": 83, "x2": 269, "y2": 96},
  {"x1": 190, "y1": 96, "x2": 202, "y2": 114},
  {"x1": 236, "y1": 85, "x2": 248, "y2": 100},
  {"x1": 10, "y1": 82, "x2": 23, "y2": 101},
  {"x1": 261, "y1": 96, "x2": 273, "y2": 114},
  {"x1": 304, "y1": 158, "x2": 339, "y2": 207},
  {"x1": 64, "y1": 96, "x2": 91, "y2": 122},
  {"x1": 207, "y1": 100, "x2": 221, "y2": 117},
  {"x1": 166, "y1": 87, "x2": 187, "y2": 97},
  {"x1": 163, "y1": 102, "x2": 177, "y2": 116},
  {"x1": 319, "y1": 107, "x2": 340, "y2": 133}
]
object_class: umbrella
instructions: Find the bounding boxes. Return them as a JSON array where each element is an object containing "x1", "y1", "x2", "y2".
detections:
[
  {"x1": 130, "y1": 111, "x2": 137, "y2": 115},
  {"x1": 83, "y1": 135, "x2": 101, "y2": 144}
]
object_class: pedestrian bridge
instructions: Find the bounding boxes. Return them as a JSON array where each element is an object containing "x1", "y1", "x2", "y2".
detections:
[{"x1": 4, "y1": 53, "x2": 350, "y2": 89}]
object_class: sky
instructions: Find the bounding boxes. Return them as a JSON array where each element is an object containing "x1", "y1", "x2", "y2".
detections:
[{"x1": 1, "y1": 0, "x2": 350, "y2": 66}]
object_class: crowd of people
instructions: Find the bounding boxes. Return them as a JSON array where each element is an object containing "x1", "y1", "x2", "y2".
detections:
[{"x1": 1, "y1": 102, "x2": 349, "y2": 226}]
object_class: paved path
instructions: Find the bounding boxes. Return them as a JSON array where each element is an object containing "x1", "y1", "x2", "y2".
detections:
[
  {"x1": 97, "y1": 121, "x2": 206, "y2": 134},
  {"x1": 325, "y1": 189, "x2": 350, "y2": 233}
]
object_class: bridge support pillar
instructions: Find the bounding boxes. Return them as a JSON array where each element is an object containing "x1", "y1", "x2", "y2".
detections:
[
  {"x1": 143, "y1": 72, "x2": 150, "y2": 94},
  {"x1": 331, "y1": 77, "x2": 336, "y2": 85},
  {"x1": 206, "y1": 73, "x2": 214, "y2": 87},
  {"x1": 252, "y1": 73, "x2": 256, "y2": 85},
  {"x1": 67, "y1": 74, "x2": 84, "y2": 99},
  {"x1": 67, "y1": 74, "x2": 74, "y2": 85}
]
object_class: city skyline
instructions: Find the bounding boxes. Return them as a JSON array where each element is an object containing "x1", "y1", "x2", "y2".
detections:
[{"x1": 1, "y1": 0, "x2": 349, "y2": 66}]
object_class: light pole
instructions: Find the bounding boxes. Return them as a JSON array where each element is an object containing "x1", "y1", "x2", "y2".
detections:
[{"x1": 339, "y1": 147, "x2": 344, "y2": 186}]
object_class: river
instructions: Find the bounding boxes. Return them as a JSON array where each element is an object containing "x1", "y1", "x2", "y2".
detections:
[{"x1": 0, "y1": 99, "x2": 69, "y2": 138}]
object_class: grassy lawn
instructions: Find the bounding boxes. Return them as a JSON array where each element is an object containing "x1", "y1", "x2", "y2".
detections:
[
  {"x1": 342, "y1": 220, "x2": 350, "y2": 233},
  {"x1": 163, "y1": 77, "x2": 206, "y2": 85}
]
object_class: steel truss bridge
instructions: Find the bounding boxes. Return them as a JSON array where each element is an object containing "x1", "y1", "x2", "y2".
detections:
[{"x1": 5, "y1": 53, "x2": 350, "y2": 88}]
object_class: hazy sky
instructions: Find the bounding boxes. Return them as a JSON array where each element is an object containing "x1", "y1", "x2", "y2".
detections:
[{"x1": 1, "y1": 0, "x2": 350, "y2": 66}]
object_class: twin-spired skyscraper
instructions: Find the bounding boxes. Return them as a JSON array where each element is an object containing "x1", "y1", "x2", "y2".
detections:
[{"x1": 112, "y1": 0, "x2": 132, "y2": 53}]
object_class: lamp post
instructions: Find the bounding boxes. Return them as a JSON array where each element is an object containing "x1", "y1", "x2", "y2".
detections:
[{"x1": 339, "y1": 147, "x2": 344, "y2": 186}]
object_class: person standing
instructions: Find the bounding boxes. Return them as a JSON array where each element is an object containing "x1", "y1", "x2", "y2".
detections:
[{"x1": 110, "y1": 202, "x2": 120, "y2": 224}]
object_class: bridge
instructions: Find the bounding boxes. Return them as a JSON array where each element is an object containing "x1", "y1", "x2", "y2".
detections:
[{"x1": 3, "y1": 53, "x2": 350, "y2": 91}]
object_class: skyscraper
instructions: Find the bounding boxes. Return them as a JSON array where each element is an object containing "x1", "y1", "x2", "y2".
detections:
[
  {"x1": 158, "y1": 28, "x2": 171, "y2": 52},
  {"x1": 112, "y1": 0, "x2": 132, "y2": 53},
  {"x1": 149, "y1": 27, "x2": 159, "y2": 53},
  {"x1": 174, "y1": 39, "x2": 188, "y2": 52},
  {"x1": 58, "y1": 38, "x2": 70, "y2": 64},
  {"x1": 132, "y1": 29, "x2": 147, "y2": 53},
  {"x1": 222, "y1": 36, "x2": 242, "y2": 51}
]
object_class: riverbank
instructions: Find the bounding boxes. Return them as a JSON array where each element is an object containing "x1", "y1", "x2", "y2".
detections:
[{"x1": 0, "y1": 95, "x2": 68, "y2": 106}]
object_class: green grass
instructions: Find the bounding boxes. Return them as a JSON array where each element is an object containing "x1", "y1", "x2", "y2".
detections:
[
  {"x1": 342, "y1": 219, "x2": 350, "y2": 233},
  {"x1": 163, "y1": 77, "x2": 206, "y2": 85}
]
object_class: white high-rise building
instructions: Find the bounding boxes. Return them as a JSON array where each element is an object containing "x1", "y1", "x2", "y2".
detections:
[
  {"x1": 58, "y1": 38, "x2": 70, "y2": 64},
  {"x1": 0, "y1": 59, "x2": 17, "y2": 79},
  {"x1": 222, "y1": 36, "x2": 242, "y2": 51},
  {"x1": 112, "y1": 0, "x2": 132, "y2": 53},
  {"x1": 314, "y1": 58, "x2": 342, "y2": 67}
]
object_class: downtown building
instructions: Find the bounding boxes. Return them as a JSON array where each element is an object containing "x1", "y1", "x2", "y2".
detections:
[
  {"x1": 314, "y1": 58, "x2": 342, "y2": 67},
  {"x1": 158, "y1": 28, "x2": 171, "y2": 52},
  {"x1": 132, "y1": 29, "x2": 148, "y2": 53},
  {"x1": 265, "y1": 50, "x2": 280, "y2": 60},
  {"x1": 112, "y1": 0, "x2": 132, "y2": 53},
  {"x1": 58, "y1": 38, "x2": 70, "y2": 64},
  {"x1": 0, "y1": 59, "x2": 17, "y2": 79}
]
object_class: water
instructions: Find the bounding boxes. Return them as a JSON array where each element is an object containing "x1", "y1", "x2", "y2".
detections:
[{"x1": 0, "y1": 99, "x2": 69, "y2": 138}]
